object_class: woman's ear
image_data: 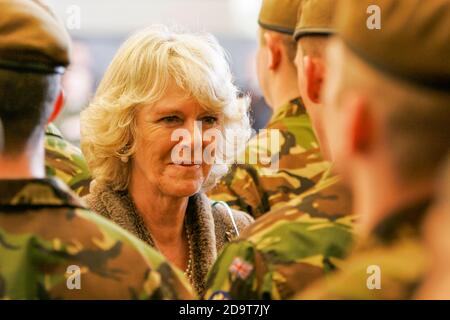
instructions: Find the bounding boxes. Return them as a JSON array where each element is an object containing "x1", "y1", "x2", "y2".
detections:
[
  {"x1": 264, "y1": 32, "x2": 281, "y2": 71},
  {"x1": 304, "y1": 56, "x2": 325, "y2": 104},
  {"x1": 47, "y1": 90, "x2": 64, "y2": 124}
]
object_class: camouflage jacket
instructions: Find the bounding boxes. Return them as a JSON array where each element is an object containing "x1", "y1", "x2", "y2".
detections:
[
  {"x1": 204, "y1": 169, "x2": 356, "y2": 300},
  {"x1": 297, "y1": 199, "x2": 432, "y2": 300},
  {"x1": 45, "y1": 123, "x2": 91, "y2": 197},
  {"x1": 207, "y1": 98, "x2": 329, "y2": 219},
  {"x1": 0, "y1": 178, "x2": 194, "y2": 299}
]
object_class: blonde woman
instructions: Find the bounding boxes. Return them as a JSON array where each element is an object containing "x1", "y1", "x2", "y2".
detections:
[{"x1": 81, "y1": 26, "x2": 254, "y2": 295}]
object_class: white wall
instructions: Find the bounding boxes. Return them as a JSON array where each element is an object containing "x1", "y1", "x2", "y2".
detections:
[{"x1": 45, "y1": 0, "x2": 262, "y2": 38}]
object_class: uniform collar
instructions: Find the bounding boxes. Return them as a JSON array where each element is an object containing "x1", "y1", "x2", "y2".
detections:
[
  {"x1": 0, "y1": 178, "x2": 85, "y2": 208},
  {"x1": 45, "y1": 123, "x2": 64, "y2": 139},
  {"x1": 372, "y1": 197, "x2": 433, "y2": 245},
  {"x1": 267, "y1": 97, "x2": 307, "y2": 127}
]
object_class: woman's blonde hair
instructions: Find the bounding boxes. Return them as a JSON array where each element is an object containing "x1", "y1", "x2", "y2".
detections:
[{"x1": 81, "y1": 25, "x2": 251, "y2": 191}]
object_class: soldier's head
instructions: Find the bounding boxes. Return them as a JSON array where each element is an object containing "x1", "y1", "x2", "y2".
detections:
[
  {"x1": 293, "y1": 0, "x2": 336, "y2": 159},
  {"x1": 0, "y1": 0, "x2": 70, "y2": 158},
  {"x1": 256, "y1": 0, "x2": 302, "y2": 108},
  {"x1": 323, "y1": 0, "x2": 450, "y2": 199}
]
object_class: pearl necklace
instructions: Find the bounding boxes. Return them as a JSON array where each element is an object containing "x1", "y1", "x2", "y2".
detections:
[{"x1": 183, "y1": 224, "x2": 194, "y2": 284}]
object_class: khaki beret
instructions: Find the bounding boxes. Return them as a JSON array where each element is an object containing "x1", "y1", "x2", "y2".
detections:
[
  {"x1": 336, "y1": 0, "x2": 450, "y2": 91},
  {"x1": 258, "y1": 0, "x2": 304, "y2": 35},
  {"x1": 0, "y1": 0, "x2": 71, "y2": 74},
  {"x1": 294, "y1": 0, "x2": 337, "y2": 41}
]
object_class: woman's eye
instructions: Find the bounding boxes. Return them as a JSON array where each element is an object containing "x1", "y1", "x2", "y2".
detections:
[
  {"x1": 160, "y1": 116, "x2": 182, "y2": 124},
  {"x1": 201, "y1": 116, "x2": 218, "y2": 125}
]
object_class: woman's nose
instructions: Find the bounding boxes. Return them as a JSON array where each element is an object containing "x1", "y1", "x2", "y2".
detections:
[
  {"x1": 186, "y1": 120, "x2": 205, "y2": 148},
  {"x1": 182, "y1": 120, "x2": 204, "y2": 164}
]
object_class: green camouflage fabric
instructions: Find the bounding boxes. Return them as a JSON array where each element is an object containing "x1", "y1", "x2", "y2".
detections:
[
  {"x1": 45, "y1": 123, "x2": 91, "y2": 197},
  {"x1": 204, "y1": 168, "x2": 356, "y2": 300},
  {"x1": 207, "y1": 98, "x2": 329, "y2": 218},
  {"x1": 297, "y1": 199, "x2": 431, "y2": 300},
  {"x1": 0, "y1": 178, "x2": 194, "y2": 299}
]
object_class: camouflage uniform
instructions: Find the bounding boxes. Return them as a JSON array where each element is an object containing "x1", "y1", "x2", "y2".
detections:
[
  {"x1": 204, "y1": 168, "x2": 356, "y2": 300},
  {"x1": 297, "y1": 199, "x2": 431, "y2": 300},
  {"x1": 208, "y1": 98, "x2": 329, "y2": 218},
  {"x1": 0, "y1": 178, "x2": 194, "y2": 299},
  {"x1": 45, "y1": 123, "x2": 92, "y2": 197}
]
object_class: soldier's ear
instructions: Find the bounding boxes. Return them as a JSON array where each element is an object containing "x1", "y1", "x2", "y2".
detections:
[
  {"x1": 264, "y1": 32, "x2": 282, "y2": 71},
  {"x1": 47, "y1": 90, "x2": 64, "y2": 124},
  {"x1": 345, "y1": 94, "x2": 373, "y2": 155},
  {"x1": 304, "y1": 56, "x2": 325, "y2": 104}
]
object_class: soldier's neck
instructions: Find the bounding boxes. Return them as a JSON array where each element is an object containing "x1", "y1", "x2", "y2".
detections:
[
  {"x1": 0, "y1": 146, "x2": 45, "y2": 179},
  {"x1": 267, "y1": 74, "x2": 300, "y2": 113},
  {"x1": 354, "y1": 164, "x2": 434, "y2": 238}
]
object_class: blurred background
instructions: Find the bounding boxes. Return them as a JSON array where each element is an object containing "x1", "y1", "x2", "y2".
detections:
[{"x1": 45, "y1": 0, "x2": 271, "y2": 145}]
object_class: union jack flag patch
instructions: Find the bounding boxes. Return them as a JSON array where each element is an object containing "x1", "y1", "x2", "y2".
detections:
[{"x1": 229, "y1": 257, "x2": 253, "y2": 280}]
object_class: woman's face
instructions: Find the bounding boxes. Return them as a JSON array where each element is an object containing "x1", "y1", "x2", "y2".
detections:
[{"x1": 131, "y1": 84, "x2": 223, "y2": 198}]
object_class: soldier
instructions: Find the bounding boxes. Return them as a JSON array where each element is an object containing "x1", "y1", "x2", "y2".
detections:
[
  {"x1": 204, "y1": 0, "x2": 356, "y2": 300},
  {"x1": 298, "y1": 0, "x2": 450, "y2": 299},
  {"x1": 0, "y1": 0, "x2": 193, "y2": 299},
  {"x1": 45, "y1": 122, "x2": 92, "y2": 197},
  {"x1": 207, "y1": 0, "x2": 329, "y2": 218}
]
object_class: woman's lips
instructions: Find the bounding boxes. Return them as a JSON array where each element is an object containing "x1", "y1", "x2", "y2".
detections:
[{"x1": 169, "y1": 163, "x2": 201, "y2": 168}]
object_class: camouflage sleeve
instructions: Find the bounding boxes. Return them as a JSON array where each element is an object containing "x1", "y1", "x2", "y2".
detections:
[
  {"x1": 204, "y1": 197, "x2": 355, "y2": 300},
  {"x1": 0, "y1": 179, "x2": 195, "y2": 300},
  {"x1": 203, "y1": 241, "x2": 271, "y2": 300},
  {"x1": 76, "y1": 209, "x2": 196, "y2": 300},
  {"x1": 0, "y1": 208, "x2": 195, "y2": 300}
]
